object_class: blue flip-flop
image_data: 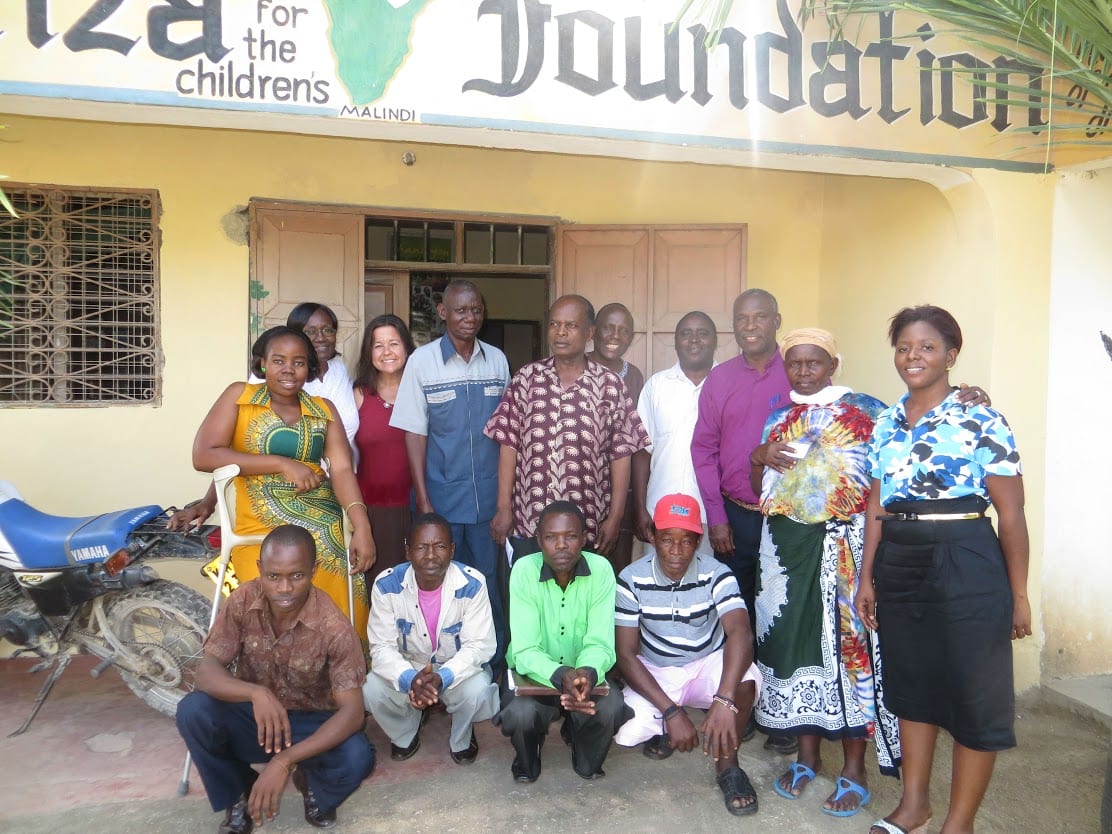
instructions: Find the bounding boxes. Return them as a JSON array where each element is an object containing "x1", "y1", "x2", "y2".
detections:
[
  {"x1": 771, "y1": 762, "x2": 816, "y2": 800},
  {"x1": 821, "y1": 776, "x2": 872, "y2": 817}
]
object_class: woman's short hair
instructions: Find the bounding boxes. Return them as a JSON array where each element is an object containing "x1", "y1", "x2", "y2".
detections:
[
  {"x1": 888, "y1": 305, "x2": 963, "y2": 352},
  {"x1": 250, "y1": 326, "x2": 321, "y2": 380},
  {"x1": 287, "y1": 302, "x2": 339, "y2": 331},
  {"x1": 353, "y1": 315, "x2": 416, "y2": 393}
]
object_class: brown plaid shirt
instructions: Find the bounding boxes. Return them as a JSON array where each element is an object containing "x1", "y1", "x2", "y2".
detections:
[
  {"x1": 484, "y1": 357, "x2": 648, "y2": 541},
  {"x1": 203, "y1": 581, "x2": 366, "y2": 712}
]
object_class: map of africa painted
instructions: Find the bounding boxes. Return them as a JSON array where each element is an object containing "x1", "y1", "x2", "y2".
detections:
[{"x1": 324, "y1": 0, "x2": 430, "y2": 105}]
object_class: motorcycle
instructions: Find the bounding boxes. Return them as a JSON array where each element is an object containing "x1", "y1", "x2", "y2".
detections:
[{"x1": 0, "y1": 480, "x2": 217, "y2": 736}]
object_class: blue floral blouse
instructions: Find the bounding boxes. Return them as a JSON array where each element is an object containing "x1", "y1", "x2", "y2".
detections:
[{"x1": 868, "y1": 390, "x2": 1022, "y2": 507}]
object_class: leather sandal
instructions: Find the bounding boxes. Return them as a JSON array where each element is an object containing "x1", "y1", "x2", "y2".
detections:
[
  {"x1": 716, "y1": 766, "x2": 758, "y2": 817},
  {"x1": 642, "y1": 734, "x2": 674, "y2": 760}
]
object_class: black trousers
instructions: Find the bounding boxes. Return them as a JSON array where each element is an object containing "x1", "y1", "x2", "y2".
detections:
[
  {"x1": 492, "y1": 679, "x2": 630, "y2": 779},
  {"x1": 717, "y1": 501, "x2": 762, "y2": 644}
]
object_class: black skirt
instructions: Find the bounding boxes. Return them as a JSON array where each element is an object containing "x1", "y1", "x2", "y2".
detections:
[{"x1": 874, "y1": 496, "x2": 1016, "y2": 752}]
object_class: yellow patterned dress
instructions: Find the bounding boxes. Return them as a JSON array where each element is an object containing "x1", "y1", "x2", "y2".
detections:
[{"x1": 229, "y1": 383, "x2": 368, "y2": 644}]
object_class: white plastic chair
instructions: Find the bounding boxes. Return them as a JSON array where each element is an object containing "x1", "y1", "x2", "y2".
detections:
[
  {"x1": 205, "y1": 463, "x2": 266, "y2": 626},
  {"x1": 179, "y1": 464, "x2": 266, "y2": 796}
]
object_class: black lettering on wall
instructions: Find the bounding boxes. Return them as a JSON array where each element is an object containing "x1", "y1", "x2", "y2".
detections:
[
  {"x1": 864, "y1": 13, "x2": 910, "y2": 124},
  {"x1": 939, "y1": 52, "x2": 989, "y2": 129},
  {"x1": 624, "y1": 16, "x2": 682, "y2": 103},
  {"x1": 992, "y1": 57, "x2": 1046, "y2": 132},
  {"x1": 62, "y1": 0, "x2": 138, "y2": 55},
  {"x1": 148, "y1": 0, "x2": 230, "y2": 62},
  {"x1": 555, "y1": 10, "x2": 617, "y2": 95},
  {"x1": 755, "y1": 0, "x2": 804, "y2": 114},
  {"x1": 463, "y1": 0, "x2": 552, "y2": 97},
  {"x1": 26, "y1": 0, "x2": 55, "y2": 48},
  {"x1": 916, "y1": 23, "x2": 935, "y2": 126},
  {"x1": 809, "y1": 39, "x2": 868, "y2": 119},
  {"x1": 689, "y1": 24, "x2": 747, "y2": 109}
]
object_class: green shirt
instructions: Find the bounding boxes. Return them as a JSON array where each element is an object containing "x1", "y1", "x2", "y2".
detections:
[{"x1": 505, "y1": 551, "x2": 616, "y2": 685}]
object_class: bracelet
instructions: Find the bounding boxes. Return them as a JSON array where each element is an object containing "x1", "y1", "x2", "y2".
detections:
[
  {"x1": 344, "y1": 501, "x2": 368, "y2": 515},
  {"x1": 712, "y1": 694, "x2": 739, "y2": 715},
  {"x1": 661, "y1": 704, "x2": 682, "y2": 721}
]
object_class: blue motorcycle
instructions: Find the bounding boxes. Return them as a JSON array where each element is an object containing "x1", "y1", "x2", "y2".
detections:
[{"x1": 0, "y1": 481, "x2": 215, "y2": 735}]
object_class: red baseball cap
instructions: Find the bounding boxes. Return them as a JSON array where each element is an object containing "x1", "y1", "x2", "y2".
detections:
[{"x1": 653, "y1": 494, "x2": 703, "y2": 535}]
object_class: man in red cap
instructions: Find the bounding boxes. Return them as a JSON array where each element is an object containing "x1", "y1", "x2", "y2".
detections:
[{"x1": 613, "y1": 494, "x2": 762, "y2": 817}]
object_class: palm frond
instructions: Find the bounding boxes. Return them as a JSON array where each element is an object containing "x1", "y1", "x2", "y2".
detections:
[{"x1": 799, "y1": 0, "x2": 1112, "y2": 142}]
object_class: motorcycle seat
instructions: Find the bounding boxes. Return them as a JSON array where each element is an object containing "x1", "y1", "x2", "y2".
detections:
[{"x1": 0, "y1": 499, "x2": 163, "y2": 569}]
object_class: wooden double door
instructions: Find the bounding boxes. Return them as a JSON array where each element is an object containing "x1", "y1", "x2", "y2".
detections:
[{"x1": 251, "y1": 203, "x2": 747, "y2": 378}]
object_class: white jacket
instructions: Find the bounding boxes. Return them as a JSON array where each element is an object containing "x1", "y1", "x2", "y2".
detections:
[{"x1": 368, "y1": 561, "x2": 495, "y2": 693}]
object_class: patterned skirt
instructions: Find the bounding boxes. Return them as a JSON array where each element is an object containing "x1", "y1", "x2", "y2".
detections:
[{"x1": 754, "y1": 513, "x2": 900, "y2": 774}]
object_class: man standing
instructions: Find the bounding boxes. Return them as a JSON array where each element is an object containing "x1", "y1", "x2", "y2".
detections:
[
  {"x1": 690, "y1": 289, "x2": 795, "y2": 754},
  {"x1": 494, "y1": 501, "x2": 630, "y2": 782},
  {"x1": 391, "y1": 279, "x2": 510, "y2": 640},
  {"x1": 632, "y1": 310, "x2": 718, "y2": 558},
  {"x1": 176, "y1": 525, "x2": 374, "y2": 834},
  {"x1": 615, "y1": 494, "x2": 761, "y2": 816},
  {"x1": 363, "y1": 513, "x2": 499, "y2": 765},
  {"x1": 485, "y1": 294, "x2": 647, "y2": 561}
]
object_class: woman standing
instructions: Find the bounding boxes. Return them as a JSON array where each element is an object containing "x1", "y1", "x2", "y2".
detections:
[
  {"x1": 750, "y1": 328, "x2": 900, "y2": 818},
  {"x1": 857, "y1": 306, "x2": 1031, "y2": 834},
  {"x1": 285, "y1": 302, "x2": 360, "y2": 452},
  {"x1": 192, "y1": 326, "x2": 376, "y2": 643},
  {"x1": 352, "y1": 314, "x2": 416, "y2": 584}
]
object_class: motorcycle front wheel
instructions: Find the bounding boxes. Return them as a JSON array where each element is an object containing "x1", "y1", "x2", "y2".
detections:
[{"x1": 105, "y1": 580, "x2": 211, "y2": 717}]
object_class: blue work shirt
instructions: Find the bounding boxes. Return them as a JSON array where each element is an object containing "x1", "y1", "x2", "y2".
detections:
[{"x1": 390, "y1": 336, "x2": 509, "y2": 523}]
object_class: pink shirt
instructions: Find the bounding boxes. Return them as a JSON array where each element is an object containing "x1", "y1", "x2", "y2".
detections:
[{"x1": 417, "y1": 586, "x2": 442, "y2": 653}]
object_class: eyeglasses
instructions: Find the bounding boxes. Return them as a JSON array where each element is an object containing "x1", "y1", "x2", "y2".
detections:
[{"x1": 303, "y1": 327, "x2": 337, "y2": 338}]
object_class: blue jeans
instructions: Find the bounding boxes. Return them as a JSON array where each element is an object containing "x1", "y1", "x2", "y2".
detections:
[
  {"x1": 449, "y1": 521, "x2": 506, "y2": 665},
  {"x1": 176, "y1": 692, "x2": 375, "y2": 814}
]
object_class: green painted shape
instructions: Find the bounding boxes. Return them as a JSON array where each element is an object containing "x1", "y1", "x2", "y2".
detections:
[{"x1": 324, "y1": 0, "x2": 431, "y2": 105}]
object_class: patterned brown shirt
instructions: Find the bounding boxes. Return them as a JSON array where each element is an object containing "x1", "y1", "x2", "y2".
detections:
[
  {"x1": 203, "y1": 580, "x2": 366, "y2": 712},
  {"x1": 484, "y1": 357, "x2": 648, "y2": 541}
]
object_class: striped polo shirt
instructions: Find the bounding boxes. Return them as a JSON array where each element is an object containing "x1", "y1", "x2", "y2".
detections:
[{"x1": 615, "y1": 552, "x2": 746, "y2": 668}]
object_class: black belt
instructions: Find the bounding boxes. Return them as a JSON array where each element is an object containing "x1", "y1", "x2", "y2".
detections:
[{"x1": 876, "y1": 511, "x2": 984, "y2": 522}]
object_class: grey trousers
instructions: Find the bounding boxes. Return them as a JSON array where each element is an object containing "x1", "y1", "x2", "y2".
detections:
[{"x1": 363, "y1": 669, "x2": 499, "y2": 753}]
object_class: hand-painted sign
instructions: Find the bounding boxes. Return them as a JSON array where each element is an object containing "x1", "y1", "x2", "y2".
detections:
[{"x1": 0, "y1": 0, "x2": 1103, "y2": 171}]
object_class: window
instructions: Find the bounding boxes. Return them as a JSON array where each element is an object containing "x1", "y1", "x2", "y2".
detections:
[{"x1": 0, "y1": 185, "x2": 161, "y2": 406}]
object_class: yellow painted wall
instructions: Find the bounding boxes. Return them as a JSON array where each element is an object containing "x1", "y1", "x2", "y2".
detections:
[
  {"x1": 0, "y1": 113, "x2": 829, "y2": 514},
  {"x1": 815, "y1": 171, "x2": 1054, "y2": 692},
  {"x1": 1044, "y1": 169, "x2": 1112, "y2": 679},
  {"x1": 0, "y1": 113, "x2": 1057, "y2": 689}
]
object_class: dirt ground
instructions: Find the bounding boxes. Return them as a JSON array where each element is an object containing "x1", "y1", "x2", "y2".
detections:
[{"x1": 0, "y1": 657, "x2": 1106, "y2": 834}]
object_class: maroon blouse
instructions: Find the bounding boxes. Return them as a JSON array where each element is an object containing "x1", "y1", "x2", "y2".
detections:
[{"x1": 354, "y1": 387, "x2": 412, "y2": 507}]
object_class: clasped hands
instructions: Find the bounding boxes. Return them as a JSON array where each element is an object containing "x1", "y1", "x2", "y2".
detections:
[
  {"x1": 408, "y1": 663, "x2": 443, "y2": 709},
  {"x1": 559, "y1": 667, "x2": 598, "y2": 715}
]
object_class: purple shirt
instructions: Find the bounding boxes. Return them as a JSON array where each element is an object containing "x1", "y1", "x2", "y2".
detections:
[{"x1": 691, "y1": 351, "x2": 791, "y2": 526}]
